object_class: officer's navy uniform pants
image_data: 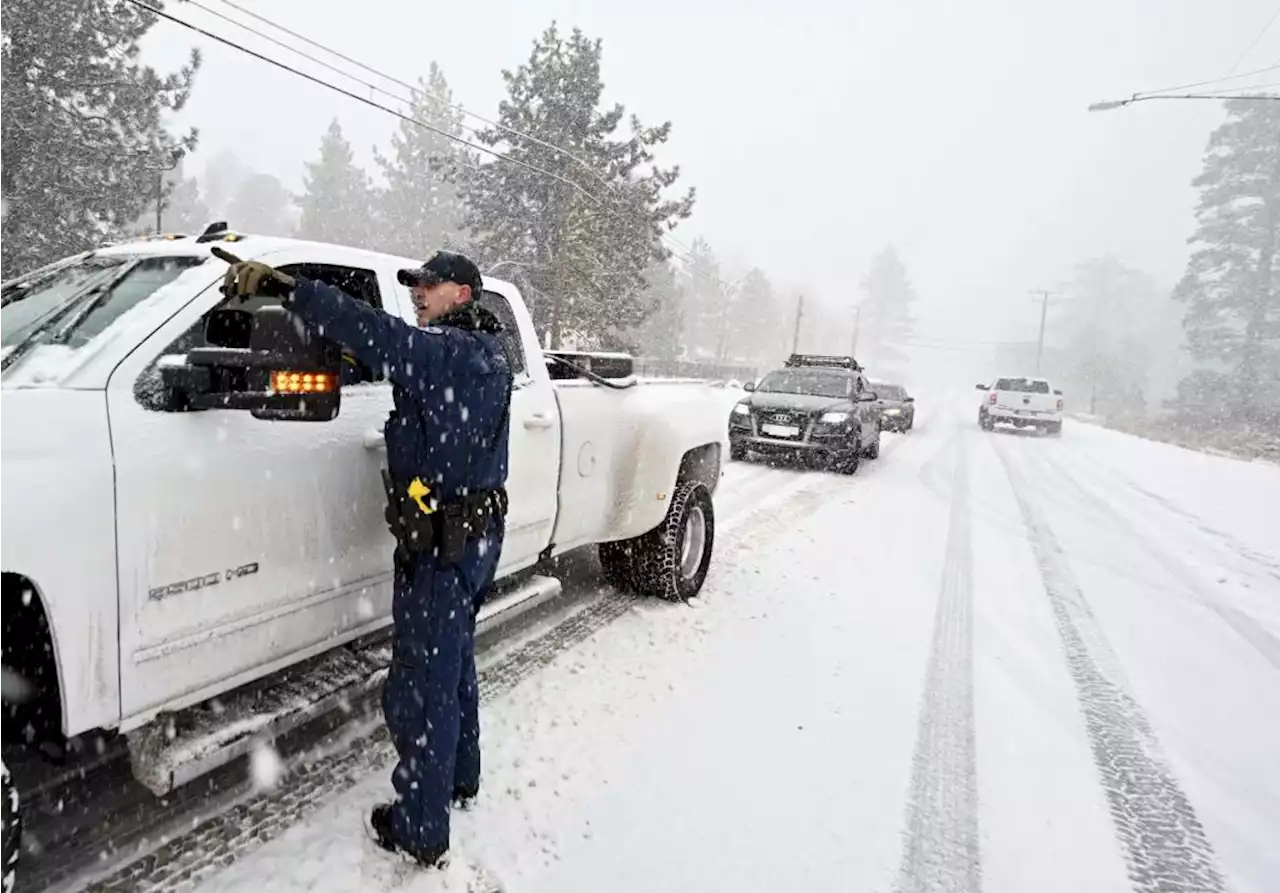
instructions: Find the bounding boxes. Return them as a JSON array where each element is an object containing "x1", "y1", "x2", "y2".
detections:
[{"x1": 382, "y1": 522, "x2": 503, "y2": 857}]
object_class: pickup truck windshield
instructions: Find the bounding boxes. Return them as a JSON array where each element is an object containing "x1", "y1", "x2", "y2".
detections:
[
  {"x1": 1, "y1": 254, "x2": 203, "y2": 355},
  {"x1": 757, "y1": 369, "x2": 853, "y2": 399},
  {"x1": 994, "y1": 377, "x2": 1050, "y2": 394}
]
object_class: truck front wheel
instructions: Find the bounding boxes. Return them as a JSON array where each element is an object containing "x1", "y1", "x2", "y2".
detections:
[
  {"x1": 598, "y1": 480, "x2": 716, "y2": 602},
  {"x1": 3, "y1": 760, "x2": 18, "y2": 893}
]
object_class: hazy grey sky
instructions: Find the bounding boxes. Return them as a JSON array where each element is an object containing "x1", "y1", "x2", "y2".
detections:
[{"x1": 141, "y1": 0, "x2": 1280, "y2": 345}]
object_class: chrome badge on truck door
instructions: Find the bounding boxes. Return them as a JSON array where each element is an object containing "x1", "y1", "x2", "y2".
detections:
[{"x1": 148, "y1": 562, "x2": 260, "y2": 601}]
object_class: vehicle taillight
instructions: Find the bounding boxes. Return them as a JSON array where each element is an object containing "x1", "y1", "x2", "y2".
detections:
[
  {"x1": 1056, "y1": 398, "x2": 1064, "y2": 410},
  {"x1": 987, "y1": 392, "x2": 997, "y2": 405}
]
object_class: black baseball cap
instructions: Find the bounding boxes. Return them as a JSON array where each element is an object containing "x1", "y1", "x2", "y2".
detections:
[{"x1": 397, "y1": 250, "x2": 483, "y2": 292}]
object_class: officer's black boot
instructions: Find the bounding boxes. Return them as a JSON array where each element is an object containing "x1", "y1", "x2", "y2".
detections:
[
  {"x1": 452, "y1": 783, "x2": 479, "y2": 811},
  {"x1": 369, "y1": 803, "x2": 449, "y2": 869}
]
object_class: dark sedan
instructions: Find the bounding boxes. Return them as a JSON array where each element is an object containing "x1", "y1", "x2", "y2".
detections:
[
  {"x1": 729, "y1": 359, "x2": 882, "y2": 474},
  {"x1": 871, "y1": 382, "x2": 915, "y2": 432}
]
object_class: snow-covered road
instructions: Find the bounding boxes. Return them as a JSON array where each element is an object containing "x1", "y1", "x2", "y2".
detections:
[{"x1": 147, "y1": 395, "x2": 1280, "y2": 893}]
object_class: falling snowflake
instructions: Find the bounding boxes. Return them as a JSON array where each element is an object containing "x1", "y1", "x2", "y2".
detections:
[{"x1": 250, "y1": 739, "x2": 286, "y2": 792}]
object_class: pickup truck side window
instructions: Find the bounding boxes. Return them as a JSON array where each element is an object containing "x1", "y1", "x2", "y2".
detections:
[
  {"x1": 475, "y1": 290, "x2": 526, "y2": 377},
  {"x1": 133, "y1": 263, "x2": 386, "y2": 410}
]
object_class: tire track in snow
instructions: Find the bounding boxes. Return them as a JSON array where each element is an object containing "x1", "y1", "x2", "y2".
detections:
[
  {"x1": 1025, "y1": 444, "x2": 1280, "y2": 673},
  {"x1": 80, "y1": 473, "x2": 833, "y2": 893},
  {"x1": 995, "y1": 443, "x2": 1227, "y2": 893},
  {"x1": 895, "y1": 437, "x2": 981, "y2": 893}
]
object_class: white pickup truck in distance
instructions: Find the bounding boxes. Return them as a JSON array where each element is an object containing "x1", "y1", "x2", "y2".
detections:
[
  {"x1": 0, "y1": 228, "x2": 729, "y2": 803},
  {"x1": 976, "y1": 375, "x2": 1064, "y2": 435}
]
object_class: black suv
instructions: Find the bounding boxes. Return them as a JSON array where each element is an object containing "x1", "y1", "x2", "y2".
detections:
[{"x1": 729, "y1": 354, "x2": 883, "y2": 474}]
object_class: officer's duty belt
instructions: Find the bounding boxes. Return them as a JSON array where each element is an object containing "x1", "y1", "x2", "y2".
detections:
[{"x1": 381, "y1": 471, "x2": 508, "y2": 567}]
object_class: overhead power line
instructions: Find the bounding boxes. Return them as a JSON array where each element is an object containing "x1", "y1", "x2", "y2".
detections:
[
  {"x1": 1228, "y1": 4, "x2": 1280, "y2": 73},
  {"x1": 194, "y1": 0, "x2": 623, "y2": 202},
  {"x1": 124, "y1": 0, "x2": 696, "y2": 264},
  {"x1": 1132, "y1": 60, "x2": 1280, "y2": 98}
]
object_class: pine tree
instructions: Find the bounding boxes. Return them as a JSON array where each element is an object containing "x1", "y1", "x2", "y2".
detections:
[
  {"x1": 297, "y1": 120, "x2": 377, "y2": 248},
  {"x1": 858, "y1": 246, "x2": 917, "y2": 370},
  {"x1": 679, "y1": 238, "x2": 725, "y2": 360},
  {"x1": 457, "y1": 22, "x2": 694, "y2": 349},
  {"x1": 374, "y1": 64, "x2": 469, "y2": 259},
  {"x1": 125, "y1": 156, "x2": 209, "y2": 237},
  {"x1": 228, "y1": 173, "x2": 295, "y2": 237},
  {"x1": 720, "y1": 268, "x2": 776, "y2": 364},
  {"x1": 1, "y1": 0, "x2": 200, "y2": 276},
  {"x1": 1058, "y1": 257, "x2": 1164, "y2": 417},
  {"x1": 1174, "y1": 99, "x2": 1280, "y2": 425},
  {"x1": 629, "y1": 260, "x2": 685, "y2": 361},
  {"x1": 203, "y1": 149, "x2": 250, "y2": 219}
]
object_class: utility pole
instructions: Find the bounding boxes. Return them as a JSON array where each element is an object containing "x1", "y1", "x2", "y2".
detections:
[
  {"x1": 850, "y1": 305, "x2": 861, "y2": 357},
  {"x1": 1031, "y1": 289, "x2": 1055, "y2": 374},
  {"x1": 791, "y1": 294, "x2": 805, "y2": 354},
  {"x1": 149, "y1": 149, "x2": 185, "y2": 234}
]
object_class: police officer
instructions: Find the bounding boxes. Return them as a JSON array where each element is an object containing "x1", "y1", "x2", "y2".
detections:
[
  {"x1": 0, "y1": 752, "x2": 17, "y2": 890},
  {"x1": 215, "y1": 248, "x2": 511, "y2": 869}
]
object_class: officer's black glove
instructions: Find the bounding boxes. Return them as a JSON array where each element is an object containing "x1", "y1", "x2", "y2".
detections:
[{"x1": 211, "y1": 247, "x2": 297, "y2": 301}]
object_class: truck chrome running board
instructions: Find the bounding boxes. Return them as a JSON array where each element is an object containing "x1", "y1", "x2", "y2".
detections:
[
  {"x1": 126, "y1": 574, "x2": 562, "y2": 796},
  {"x1": 478, "y1": 574, "x2": 562, "y2": 635}
]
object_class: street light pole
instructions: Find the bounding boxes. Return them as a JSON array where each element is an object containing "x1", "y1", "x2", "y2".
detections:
[{"x1": 850, "y1": 305, "x2": 861, "y2": 357}]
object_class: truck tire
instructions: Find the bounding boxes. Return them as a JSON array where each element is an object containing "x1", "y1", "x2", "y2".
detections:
[
  {"x1": 729, "y1": 442, "x2": 748, "y2": 462},
  {"x1": 978, "y1": 409, "x2": 995, "y2": 432},
  {"x1": 600, "y1": 480, "x2": 715, "y2": 601},
  {"x1": 2, "y1": 760, "x2": 17, "y2": 893},
  {"x1": 864, "y1": 434, "x2": 880, "y2": 460}
]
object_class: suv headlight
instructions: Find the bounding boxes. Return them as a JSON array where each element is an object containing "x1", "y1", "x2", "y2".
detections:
[
  {"x1": 732, "y1": 403, "x2": 750, "y2": 416},
  {"x1": 820, "y1": 411, "x2": 849, "y2": 424}
]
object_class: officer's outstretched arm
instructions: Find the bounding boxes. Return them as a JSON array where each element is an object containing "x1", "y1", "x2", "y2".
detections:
[{"x1": 288, "y1": 278, "x2": 452, "y2": 395}]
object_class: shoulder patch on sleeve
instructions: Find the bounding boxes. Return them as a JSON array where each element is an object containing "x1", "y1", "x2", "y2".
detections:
[{"x1": 422, "y1": 325, "x2": 445, "y2": 335}]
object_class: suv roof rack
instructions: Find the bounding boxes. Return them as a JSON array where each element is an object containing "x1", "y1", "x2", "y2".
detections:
[{"x1": 784, "y1": 353, "x2": 862, "y2": 371}]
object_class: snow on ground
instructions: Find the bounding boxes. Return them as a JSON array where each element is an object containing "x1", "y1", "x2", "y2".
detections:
[{"x1": 193, "y1": 394, "x2": 1280, "y2": 893}]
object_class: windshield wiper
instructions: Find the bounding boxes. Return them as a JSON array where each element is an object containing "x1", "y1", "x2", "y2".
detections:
[{"x1": 0, "y1": 259, "x2": 140, "y2": 374}]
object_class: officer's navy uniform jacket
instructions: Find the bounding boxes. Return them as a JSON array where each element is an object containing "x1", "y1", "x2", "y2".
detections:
[{"x1": 290, "y1": 277, "x2": 511, "y2": 860}]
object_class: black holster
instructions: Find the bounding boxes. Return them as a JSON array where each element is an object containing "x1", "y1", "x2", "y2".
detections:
[{"x1": 382, "y1": 471, "x2": 508, "y2": 569}]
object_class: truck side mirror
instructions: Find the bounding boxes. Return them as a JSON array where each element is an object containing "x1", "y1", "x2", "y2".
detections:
[
  {"x1": 1054, "y1": 389, "x2": 1063, "y2": 396},
  {"x1": 975, "y1": 383, "x2": 987, "y2": 390},
  {"x1": 743, "y1": 381, "x2": 756, "y2": 392},
  {"x1": 904, "y1": 396, "x2": 915, "y2": 403},
  {"x1": 159, "y1": 306, "x2": 342, "y2": 421}
]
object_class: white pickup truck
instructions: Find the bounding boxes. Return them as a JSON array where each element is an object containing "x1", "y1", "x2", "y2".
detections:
[
  {"x1": 0, "y1": 229, "x2": 729, "y2": 806},
  {"x1": 976, "y1": 375, "x2": 1064, "y2": 435}
]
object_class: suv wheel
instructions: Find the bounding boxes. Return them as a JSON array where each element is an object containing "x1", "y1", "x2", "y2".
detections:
[{"x1": 836, "y1": 440, "x2": 861, "y2": 475}]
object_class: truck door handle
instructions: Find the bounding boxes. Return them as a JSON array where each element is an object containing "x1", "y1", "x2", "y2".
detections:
[
  {"x1": 363, "y1": 429, "x2": 386, "y2": 450},
  {"x1": 524, "y1": 412, "x2": 555, "y2": 430}
]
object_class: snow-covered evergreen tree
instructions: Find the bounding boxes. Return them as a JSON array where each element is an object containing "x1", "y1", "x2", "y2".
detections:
[
  {"x1": 628, "y1": 261, "x2": 685, "y2": 360},
  {"x1": 1174, "y1": 99, "x2": 1280, "y2": 425},
  {"x1": 1, "y1": 0, "x2": 200, "y2": 275},
  {"x1": 679, "y1": 238, "x2": 725, "y2": 359},
  {"x1": 457, "y1": 23, "x2": 694, "y2": 348},
  {"x1": 228, "y1": 173, "x2": 295, "y2": 238},
  {"x1": 374, "y1": 64, "x2": 469, "y2": 259},
  {"x1": 719, "y1": 268, "x2": 778, "y2": 364},
  {"x1": 297, "y1": 120, "x2": 377, "y2": 248},
  {"x1": 858, "y1": 246, "x2": 917, "y2": 369}
]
